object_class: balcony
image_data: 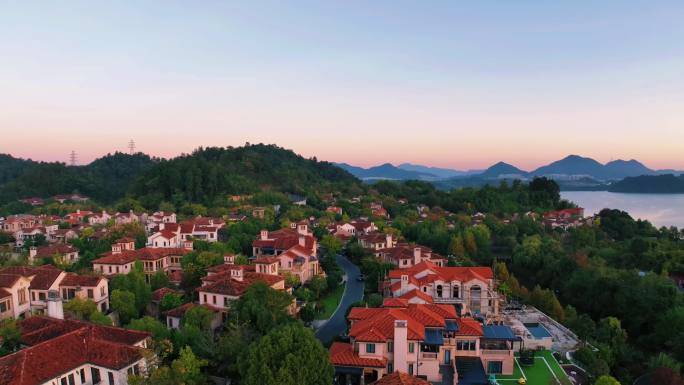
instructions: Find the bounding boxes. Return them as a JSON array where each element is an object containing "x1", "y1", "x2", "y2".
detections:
[
  {"x1": 421, "y1": 352, "x2": 438, "y2": 360},
  {"x1": 481, "y1": 349, "x2": 513, "y2": 357}
]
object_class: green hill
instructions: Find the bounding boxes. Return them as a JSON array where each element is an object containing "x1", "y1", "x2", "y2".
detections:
[
  {"x1": 0, "y1": 152, "x2": 156, "y2": 205},
  {"x1": 129, "y1": 144, "x2": 362, "y2": 206}
]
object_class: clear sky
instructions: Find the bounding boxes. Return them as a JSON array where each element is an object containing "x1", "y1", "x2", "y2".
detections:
[{"x1": 1, "y1": 1, "x2": 683, "y2": 170}]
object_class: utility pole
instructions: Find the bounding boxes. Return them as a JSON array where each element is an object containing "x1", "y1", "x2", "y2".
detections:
[
  {"x1": 69, "y1": 151, "x2": 77, "y2": 166},
  {"x1": 128, "y1": 139, "x2": 136, "y2": 154}
]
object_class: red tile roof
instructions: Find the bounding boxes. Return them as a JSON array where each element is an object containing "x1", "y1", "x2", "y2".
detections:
[
  {"x1": 398, "y1": 289, "x2": 434, "y2": 303},
  {"x1": 32, "y1": 244, "x2": 78, "y2": 258},
  {"x1": 0, "y1": 266, "x2": 63, "y2": 290},
  {"x1": 94, "y1": 247, "x2": 190, "y2": 264},
  {"x1": 0, "y1": 317, "x2": 149, "y2": 385},
  {"x1": 373, "y1": 372, "x2": 432, "y2": 385},
  {"x1": 151, "y1": 287, "x2": 181, "y2": 302},
  {"x1": 329, "y1": 342, "x2": 386, "y2": 368},
  {"x1": 59, "y1": 273, "x2": 103, "y2": 288},
  {"x1": 198, "y1": 272, "x2": 283, "y2": 297},
  {"x1": 387, "y1": 261, "x2": 493, "y2": 282}
]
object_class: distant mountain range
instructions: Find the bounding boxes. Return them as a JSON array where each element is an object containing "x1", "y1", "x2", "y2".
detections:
[{"x1": 338, "y1": 155, "x2": 684, "y2": 191}]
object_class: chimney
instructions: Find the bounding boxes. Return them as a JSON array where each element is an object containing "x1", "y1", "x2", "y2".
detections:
[
  {"x1": 414, "y1": 247, "x2": 421, "y2": 265},
  {"x1": 231, "y1": 267, "x2": 243, "y2": 282},
  {"x1": 29, "y1": 247, "x2": 38, "y2": 261},
  {"x1": 224, "y1": 255, "x2": 235, "y2": 265},
  {"x1": 260, "y1": 230, "x2": 268, "y2": 240},
  {"x1": 297, "y1": 224, "x2": 308, "y2": 235},
  {"x1": 76, "y1": 209, "x2": 81, "y2": 214},
  {"x1": 400, "y1": 275, "x2": 408, "y2": 295},
  {"x1": 183, "y1": 240, "x2": 193, "y2": 250},
  {"x1": 290, "y1": 222, "x2": 297, "y2": 229},
  {"x1": 159, "y1": 223, "x2": 165, "y2": 230},
  {"x1": 298, "y1": 235, "x2": 306, "y2": 247},
  {"x1": 46, "y1": 290, "x2": 64, "y2": 320},
  {"x1": 393, "y1": 320, "x2": 408, "y2": 373},
  {"x1": 385, "y1": 234, "x2": 393, "y2": 248},
  {"x1": 112, "y1": 244, "x2": 121, "y2": 254}
]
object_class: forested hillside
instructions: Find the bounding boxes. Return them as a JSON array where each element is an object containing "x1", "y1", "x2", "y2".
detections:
[
  {"x1": 128, "y1": 144, "x2": 363, "y2": 208},
  {"x1": 0, "y1": 152, "x2": 155, "y2": 205}
]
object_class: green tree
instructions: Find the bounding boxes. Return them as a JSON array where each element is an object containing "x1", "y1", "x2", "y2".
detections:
[
  {"x1": 308, "y1": 275, "x2": 328, "y2": 300},
  {"x1": 63, "y1": 297, "x2": 98, "y2": 320},
  {"x1": 159, "y1": 293, "x2": 185, "y2": 313},
  {"x1": 111, "y1": 289, "x2": 137, "y2": 324},
  {"x1": 366, "y1": 293, "x2": 383, "y2": 308},
  {"x1": 182, "y1": 306, "x2": 215, "y2": 331},
  {"x1": 128, "y1": 316, "x2": 171, "y2": 341},
  {"x1": 231, "y1": 282, "x2": 294, "y2": 335},
  {"x1": 239, "y1": 323, "x2": 333, "y2": 385},
  {"x1": 320, "y1": 235, "x2": 342, "y2": 257},
  {"x1": 150, "y1": 271, "x2": 171, "y2": 291},
  {"x1": 89, "y1": 311, "x2": 113, "y2": 326},
  {"x1": 0, "y1": 320, "x2": 21, "y2": 356}
]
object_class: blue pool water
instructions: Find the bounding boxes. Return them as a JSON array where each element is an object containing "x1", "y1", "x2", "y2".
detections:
[{"x1": 524, "y1": 323, "x2": 552, "y2": 339}]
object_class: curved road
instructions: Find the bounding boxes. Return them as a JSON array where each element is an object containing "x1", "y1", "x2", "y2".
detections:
[{"x1": 315, "y1": 255, "x2": 364, "y2": 344}]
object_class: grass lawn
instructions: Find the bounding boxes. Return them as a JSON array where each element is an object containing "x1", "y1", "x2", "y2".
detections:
[
  {"x1": 315, "y1": 284, "x2": 345, "y2": 320},
  {"x1": 495, "y1": 350, "x2": 571, "y2": 385}
]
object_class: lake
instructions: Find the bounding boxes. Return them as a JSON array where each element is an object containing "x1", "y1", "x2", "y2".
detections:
[{"x1": 561, "y1": 191, "x2": 684, "y2": 229}]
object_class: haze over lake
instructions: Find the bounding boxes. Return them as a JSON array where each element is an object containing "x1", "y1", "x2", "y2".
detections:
[{"x1": 562, "y1": 191, "x2": 684, "y2": 229}]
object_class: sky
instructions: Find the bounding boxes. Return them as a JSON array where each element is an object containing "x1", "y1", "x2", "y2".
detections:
[{"x1": 1, "y1": 1, "x2": 683, "y2": 170}]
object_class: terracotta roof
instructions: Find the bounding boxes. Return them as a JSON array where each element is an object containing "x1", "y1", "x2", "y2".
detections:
[
  {"x1": 59, "y1": 273, "x2": 103, "y2": 288},
  {"x1": 199, "y1": 272, "x2": 283, "y2": 296},
  {"x1": 0, "y1": 266, "x2": 63, "y2": 291},
  {"x1": 398, "y1": 289, "x2": 433, "y2": 303},
  {"x1": 0, "y1": 317, "x2": 149, "y2": 385},
  {"x1": 0, "y1": 289, "x2": 10, "y2": 299},
  {"x1": 254, "y1": 256, "x2": 280, "y2": 264},
  {"x1": 329, "y1": 342, "x2": 386, "y2": 368},
  {"x1": 347, "y1": 303, "x2": 462, "y2": 343},
  {"x1": 94, "y1": 247, "x2": 190, "y2": 264},
  {"x1": 252, "y1": 228, "x2": 315, "y2": 252},
  {"x1": 372, "y1": 372, "x2": 432, "y2": 385},
  {"x1": 151, "y1": 287, "x2": 181, "y2": 302},
  {"x1": 387, "y1": 261, "x2": 493, "y2": 282},
  {"x1": 164, "y1": 303, "x2": 222, "y2": 318},
  {"x1": 455, "y1": 317, "x2": 484, "y2": 336}
]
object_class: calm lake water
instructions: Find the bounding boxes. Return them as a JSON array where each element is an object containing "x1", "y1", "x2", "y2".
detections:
[{"x1": 561, "y1": 191, "x2": 684, "y2": 229}]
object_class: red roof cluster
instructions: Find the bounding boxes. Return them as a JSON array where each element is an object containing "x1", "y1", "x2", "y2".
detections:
[
  {"x1": 0, "y1": 317, "x2": 149, "y2": 385},
  {"x1": 0, "y1": 265, "x2": 62, "y2": 290},
  {"x1": 94, "y1": 247, "x2": 190, "y2": 265},
  {"x1": 387, "y1": 261, "x2": 493, "y2": 282},
  {"x1": 252, "y1": 228, "x2": 315, "y2": 253},
  {"x1": 199, "y1": 271, "x2": 284, "y2": 297}
]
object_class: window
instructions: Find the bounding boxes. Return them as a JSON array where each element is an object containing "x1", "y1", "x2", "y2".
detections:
[
  {"x1": 408, "y1": 342, "x2": 415, "y2": 353},
  {"x1": 32, "y1": 292, "x2": 36, "y2": 301},
  {"x1": 101, "y1": 286, "x2": 105, "y2": 296},
  {"x1": 224, "y1": 297, "x2": 228, "y2": 306},
  {"x1": 387, "y1": 341, "x2": 393, "y2": 352},
  {"x1": 203, "y1": 294, "x2": 207, "y2": 303},
  {"x1": 0, "y1": 300, "x2": 9, "y2": 313},
  {"x1": 39, "y1": 292, "x2": 46, "y2": 301},
  {"x1": 365, "y1": 343, "x2": 375, "y2": 353},
  {"x1": 423, "y1": 287, "x2": 427, "y2": 292},
  {"x1": 213, "y1": 295, "x2": 217, "y2": 305},
  {"x1": 88, "y1": 289, "x2": 94, "y2": 299},
  {"x1": 436, "y1": 285, "x2": 443, "y2": 298},
  {"x1": 61, "y1": 378, "x2": 67, "y2": 385},
  {"x1": 80, "y1": 369, "x2": 85, "y2": 383},
  {"x1": 452, "y1": 285, "x2": 459, "y2": 298},
  {"x1": 408, "y1": 364, "x2": 414, "y2": 375},
  {"x1": 91, "y1": 368, "x2": 101, "y2": 384},
  {"x1": 388, "y1": 362, "x2": 393, "y2": 373},
  {"x1": 68, "y1": 374, "x2": 75, "y2": 385},
  {"x1": 108, "y1": 371, "x2": 114, "y2": 385},
  {"x1": 487, "y1": 361, "x2": 503, "y2": 374},
  {"x1": 456, "y1": 340, "x2": 477, "y2": 351},
  {"x1": 18, "y1": 288, "x2": 27, "y2": 305}
]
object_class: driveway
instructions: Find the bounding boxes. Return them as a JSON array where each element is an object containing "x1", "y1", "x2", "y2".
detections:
[{"x1": 314, "y1": 254, "x2": 364, "y2": 344}]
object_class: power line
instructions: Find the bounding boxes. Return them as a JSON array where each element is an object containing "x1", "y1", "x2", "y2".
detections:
[
  {"x1": 128, "y1": 139, "x2": 136, "y2": 154},
  {"x1": 69, "y1": 151, "x2": 77, "y2": 166}
]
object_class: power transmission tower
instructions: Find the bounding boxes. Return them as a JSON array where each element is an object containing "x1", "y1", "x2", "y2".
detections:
[
  {"x1": 69, "y1": 151, "x2": 77, "y2": 166},
  {"x1": 128, "y1": 139, "x2": 136, "y2": 154}
]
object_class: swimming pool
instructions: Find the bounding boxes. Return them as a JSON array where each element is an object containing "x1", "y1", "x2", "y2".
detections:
[{"x1": 524, "y1": 323, "x2": 552, "y2": 339}]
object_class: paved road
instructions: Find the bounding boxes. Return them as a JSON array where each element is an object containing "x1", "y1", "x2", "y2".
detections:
[{"x1": 315, "y1": 255, "x2": 364, "y2": 344}]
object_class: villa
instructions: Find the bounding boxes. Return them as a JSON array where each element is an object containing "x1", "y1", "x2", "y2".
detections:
[
  {"x1": 0, "y1": 316, "x2": 149, "y2": 385},
  {"x1": 93, "y1": 238, "x2": 190, "y2": 281},
  {"x1": 252, "y1": 222, "x2": 320, "y2": 283},
  {"x1": 385, "y1": 262, "x2": 501, "y2": 318},
  {"x1": 329, "y1": 302, "x2": 518, "y2": 385}
]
